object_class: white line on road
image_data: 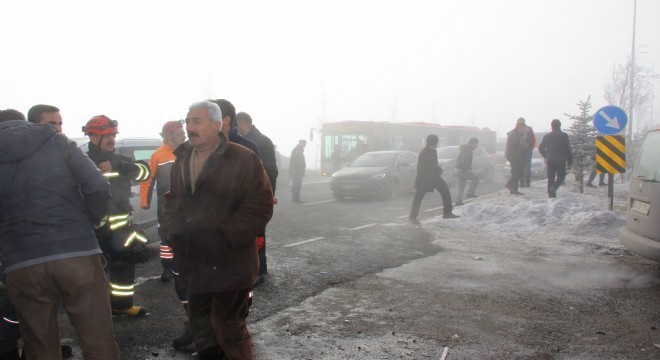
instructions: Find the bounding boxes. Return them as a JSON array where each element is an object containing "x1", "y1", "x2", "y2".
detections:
[
  {"x1": 304, "y1": 200, "x2": 334, "y2": 205},
  {"x1": 425, "y1": 206, "x2": 443, "y2": 212},
  {"x1": 349, "y1": 223, "x2": 378, "y2": 231},
  {"x1": 284, "y1": 237, "x2": 326, "y2": 247}
]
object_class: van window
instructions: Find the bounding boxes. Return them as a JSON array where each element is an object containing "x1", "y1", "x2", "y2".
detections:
[
  {"x1": 632, "y1": 131, "x2": 660, "y2": 182},
  {"x1": 133, "y1": 149, "x2": 156, "y2": 162}
]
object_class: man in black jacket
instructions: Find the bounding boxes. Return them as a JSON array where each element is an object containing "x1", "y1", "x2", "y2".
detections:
[
  {"x1": 409, "y1": 134, "x2": 459, "y2": 224},
  {"x1": 455, "y1": 137, "x2": 480, "y2": 206},
  {"x1": 538, "y1": 119, "x2": 573, "y2": 198},
  {"x1": 290, "y1": 140, "x2": 307, "y2": 203},
  {"x1": 0, "y1": 111, "x2": 120, "y2": 359},
  {"x1": 505, "y1": 118, "x2": 527, "y2": 195},
  {"x1": 83, "y1": 115, "x2": 151, "y2": 317},
  {"x1": 237, "y1": 112, "x2": 278, "y2": 286}
]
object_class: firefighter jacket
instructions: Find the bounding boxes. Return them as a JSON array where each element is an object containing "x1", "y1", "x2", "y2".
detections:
[
  {"x1": 140, "y1": 142, "x2": 175, "y2": 210},
  {"x1": 86, "y1": 142, "x2": 150, "y2": 214},
  {"x1": 0, "y1": 121, "x2": 110, "y2": 273},
  {"x1": 164, "y1": 133, "x2": 273, "y2": 293}
]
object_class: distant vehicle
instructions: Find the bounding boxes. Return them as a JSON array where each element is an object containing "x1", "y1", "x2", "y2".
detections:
[
  {"x1": 437, "y1": 145, "x2": 496, "y2": 186},
  {"x1": 619, "y1": 127, "x2": 660, "y2": 262},
  {"x1": 330, "y1": 150, "x2": 418, "y2": 200},
  {"x1": 317, "y1": 120, "x2": 496, "y2": 177},
  {"x1": 503, "y1": 150, "x2": 546, "y2": 179},
  {"x1": 77, "y1": 138, "x2": 162, "y2": 234}
]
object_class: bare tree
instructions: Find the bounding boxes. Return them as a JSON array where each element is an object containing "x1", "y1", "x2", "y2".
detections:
[{"x1": 603, "y1": 57, "x2": 658, "y2": 135}]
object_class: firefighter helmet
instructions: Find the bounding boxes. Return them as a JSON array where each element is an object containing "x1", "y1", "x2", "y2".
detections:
[{"x1": 82, "y1": 115, "x2": 119, "y2": 136}]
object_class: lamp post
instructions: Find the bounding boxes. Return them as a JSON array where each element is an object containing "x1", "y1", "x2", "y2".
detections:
[{"x1": 627, "y1": 0, "x2": 637, "y2": 145}]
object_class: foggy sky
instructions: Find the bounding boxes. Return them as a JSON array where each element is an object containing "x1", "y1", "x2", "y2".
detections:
[{"x1": 2, "y1": 0, "x2": 659, "y2": 163}]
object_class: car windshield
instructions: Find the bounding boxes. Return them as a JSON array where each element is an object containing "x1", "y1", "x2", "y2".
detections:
[
  {"x1": 350, "y1": 153, "x2": 396, "y2": 167},
  {"x1": 632, "y1": 131, "x2": 660, "y2": 182},
  {"x1": 437, "y1": 147, "x2": 459, "y2": 159}
]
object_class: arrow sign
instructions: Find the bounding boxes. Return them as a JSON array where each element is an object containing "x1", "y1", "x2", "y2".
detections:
[{"x1": 593, "y1": 106, "x2": 628, "y2": 135}]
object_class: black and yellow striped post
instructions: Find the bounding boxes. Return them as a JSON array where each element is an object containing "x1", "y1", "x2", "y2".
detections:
[{"x1": 595, "y1": 135, "x2": 625, "y2": 210}]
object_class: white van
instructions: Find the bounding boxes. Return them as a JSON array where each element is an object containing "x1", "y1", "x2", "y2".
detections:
[
  {"x1": 76, "y1": 138, "x2": 162, "y2": 234},
  {"x1": 619, "y1": 128, "x2": 660, "y2": 261}
]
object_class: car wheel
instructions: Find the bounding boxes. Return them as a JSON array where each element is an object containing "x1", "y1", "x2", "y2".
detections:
[
  {"x1": 332, "y1": 193, "x2": 346, "y2": 201},
  {"x1": 484, "y1": 167, "x2": 495, "y2": 183},
  {"x1": 381, "y1": 179, "x2": 399, "y2": 200}
]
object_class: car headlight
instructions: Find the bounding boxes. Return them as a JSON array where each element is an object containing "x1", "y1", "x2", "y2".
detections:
[{"x1": 370, "y1": 173, "x2": 386, "y2": 180}]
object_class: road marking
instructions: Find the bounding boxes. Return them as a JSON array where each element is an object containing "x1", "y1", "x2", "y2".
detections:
[
  {"x1": 397, "y1": 214, "x2": 409, "y2": 219},
  {"x1": 305, "y1": 200, "x2": 334, "y2": 205},
  {"x1": 285, "y1": 237, "x2": 325, "y2": 247},
  {"x1": 425, "y1": 206, "x2": 443, "y2": 212},
  {"x1": 349, "y1": 223, "x2": 378, "y2": 231}
]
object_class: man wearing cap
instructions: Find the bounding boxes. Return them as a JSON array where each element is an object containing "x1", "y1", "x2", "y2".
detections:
[
  {"x1": 141, "y1": 120, "x2": 187, "y2": 283},
  {"x1": 83, "y1": 115, "x2": 151, "y2": 317},
  {"x1": 290, "y1": 139, "x2": 307, "y2": 203},
  {"x1": 164, "y1": 101, "x2": 273, "y2": 359}
]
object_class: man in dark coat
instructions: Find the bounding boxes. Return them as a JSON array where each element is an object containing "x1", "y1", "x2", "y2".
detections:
[
  {"x1": 454, "y1": 137, "x2": 480, "y2": 206},
  {"x1": 289, "y1": 139, "x2": 307, "y2": 203},
  {"x1": 164, "y1": 101, "x2": 273, "y2": 359},
  {"x1": 236, "y1": 111, "x2": 278, "y2": 286},
  {"x1": 0, "y1": 110, "x2": 120, "y2": 359},
  {"x1": 505, "y1": 118, "x2": 527, "y2": 195},
  {"x1": 538, "y1": 119, "x2": 573, "y2": 198},
  {"x1": 409, "y1": 134, "x2": 459, "y2": 224}
]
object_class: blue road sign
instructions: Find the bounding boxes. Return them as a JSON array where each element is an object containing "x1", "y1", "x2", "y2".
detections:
[{"x1": 593, "y1": 106, "x2": 628, "y2": 135}]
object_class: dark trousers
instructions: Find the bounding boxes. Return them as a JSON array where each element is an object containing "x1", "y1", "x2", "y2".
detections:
[
  {"x1": 0, "y1": 290, "x2": 20, "y2": 354},
  {"x1": 546, "y1": 162, "x2": 567, "y2": 192},
  {"x1": 188, "y1": 289, "x2": 253, "y2": 360},
  {"x1": 521, "y1": 149, "x2": 533, "y2": 185},
  {"x1": 258, "y1": 233, "x2": 267, "y2": 275},
  {"x1": 157, "y1": 204, "x2": 174, "y2": 272},
  {"x1": 291, "y1": 176, "x2": 303, "y2": 202},
  {"x1": 409, "y1": 177, "x2": 453, "y2": 219},
  {"x1": 108, "y1": 256, "x2": 136, "y2": 310},
  {"x1": 5, "y1": 256, "x2": 120, "y2": 360},
  {"x1": 587, "y1": 166, "x2": 606, "y2": 185},
  {"x1": 507, "y1": 160, "x2": 524, "y2": 192}
]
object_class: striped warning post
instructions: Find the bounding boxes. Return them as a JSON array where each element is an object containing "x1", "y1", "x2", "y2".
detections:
[{"x1": 596, "y1": 135, "x2": 625, "y2": 174}]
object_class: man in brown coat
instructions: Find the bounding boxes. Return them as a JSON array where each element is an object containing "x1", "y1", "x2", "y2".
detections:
[{"x1": 164, "y1": 100, "x2": 273, "y2": 359}]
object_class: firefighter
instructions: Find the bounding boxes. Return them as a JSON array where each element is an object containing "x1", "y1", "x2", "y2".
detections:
[
  {"x1": 83, "y1": 115, "x2": 151, "y2": 317},
  {"x1": 140, "y1": 120, "x2": 186, "y2": 282}
]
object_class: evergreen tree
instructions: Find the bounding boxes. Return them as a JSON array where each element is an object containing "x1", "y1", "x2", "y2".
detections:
[{"x1": 565, "y1": 96, "x2": 597, "y2": 193}]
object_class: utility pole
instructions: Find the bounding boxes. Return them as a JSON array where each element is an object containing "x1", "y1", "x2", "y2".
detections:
[{"x1": 627, "y1": 0, "x2": 637, "y2": 145}]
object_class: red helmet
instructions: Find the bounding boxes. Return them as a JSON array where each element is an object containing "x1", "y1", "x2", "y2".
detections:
[{"x1": 82, "y1": 115, "x2": 118, "y2": 136}]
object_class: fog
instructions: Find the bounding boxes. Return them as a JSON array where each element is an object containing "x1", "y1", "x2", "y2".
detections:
[{"x1": 2, "y1": 0, "x2": 659, "y2": 166}]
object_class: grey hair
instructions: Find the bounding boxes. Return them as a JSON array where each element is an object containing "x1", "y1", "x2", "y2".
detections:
[{"x1": 189, "y1": 101, "x2": 223, "y2": 123}]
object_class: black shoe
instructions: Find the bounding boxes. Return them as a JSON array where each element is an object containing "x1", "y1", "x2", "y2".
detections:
[
  {"x1": 599, "y1": 183, "x2": 607, "y2": 186},
  {"x1": 0, "y1": 349, "x2": 20, "y2": 360},
  {"x1": 455, "y1": 201, "x2": 464, "y2": 206},
  {"x1": 585, "y1": 183, "x2": 595, "y2": 187},
  {"x1": 510, "y1": 190, "x2": 524, "y2": 195},
  {"x1": 173, "y1": 326, "x2": 193, "y2": 350},
  {"x1": 61, "y1": 345, "x2": 73, "y2": 359},
  {"x1": 161, "y1": 268, "x2": 173, "y2": 282},
  {"x1": 443, "y1": 213, "x2": 460, "y2": 219},
  {"x1": 465, "y1": 194, "x2": 478, "y2": 198}
]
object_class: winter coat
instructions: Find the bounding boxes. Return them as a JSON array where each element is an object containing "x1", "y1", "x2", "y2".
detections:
[
  {"x1": 522, "y1": 126, "x2": 536, "y2": 150},
  {"x1": 414, "y1": 145, "x2": 441, "y2": 192},
  {"x1": 163, "y1": 133, "x2": 273, "y2": 293},
  {"x1": 538, "y1": 129, "x2": 573, "y2": 168},
  {"x1": 141, "y1": 142, "x2": 175, "y2": 209},
  {"x1": 289, "y1": 144, "x2": 306, "y2": 178},
  {"x1": 505, "y1": 128, "x2": 525, "y2": 164},
  {"x1": 87, "y1": 142, "x2": 150, "y2": 215},
  {"x1": 0, "y1": 121, "x2": 109, "y2": 273},
  {"x1": 229, "y1": 126, "x2": 260, "y2": 158},
  {"x1": 455, "y1": 144, "x2": 474, "y2": 170},
  {"x1": 245, "y1": 125, "x2": 279, "y2": 193}
]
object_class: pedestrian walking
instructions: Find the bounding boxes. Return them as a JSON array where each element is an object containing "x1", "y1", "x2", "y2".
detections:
[
  {"x1": 0, "y1": 110, "x2": 121, "y2": 359},
  {"x1": 409, "y1": 134, "x2": 459, "y2": 224},
  {"x1": 518, "y1": 118, "x2": 536, "y2": 188},
  {"x1": 454, "y1": 137, "x2": 480, "y2": 206},
  {"x1": 83, "y1": 115, "x2": 151, "y2": 317},
  {"x1": 164, "y1": 101, "x2": 273, "y2": 359},
  {"x1": 538, "y1": 119, "x2": 573, "y2": 198},
  {"x1": 505, "y1": 118, "x2": 527, "y2": 195},
  {"x1": 237, "y1": 111, "x2": 278, "y2": 286},
  {"x1": 141, "y1": 120, "x2": 187, "y2": 283},
  {"x1": 290, "y1": 139, "x2": 307, "y2": 203}
]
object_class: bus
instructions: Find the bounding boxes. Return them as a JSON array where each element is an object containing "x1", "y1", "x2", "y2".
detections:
[{"x1": 318, "y1": 120, "x2": 496, "y2": 176}]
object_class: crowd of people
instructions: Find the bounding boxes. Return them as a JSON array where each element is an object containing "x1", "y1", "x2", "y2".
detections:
[{"x1": 0, "y1": 99, "x2": 285, "y2": 359}]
